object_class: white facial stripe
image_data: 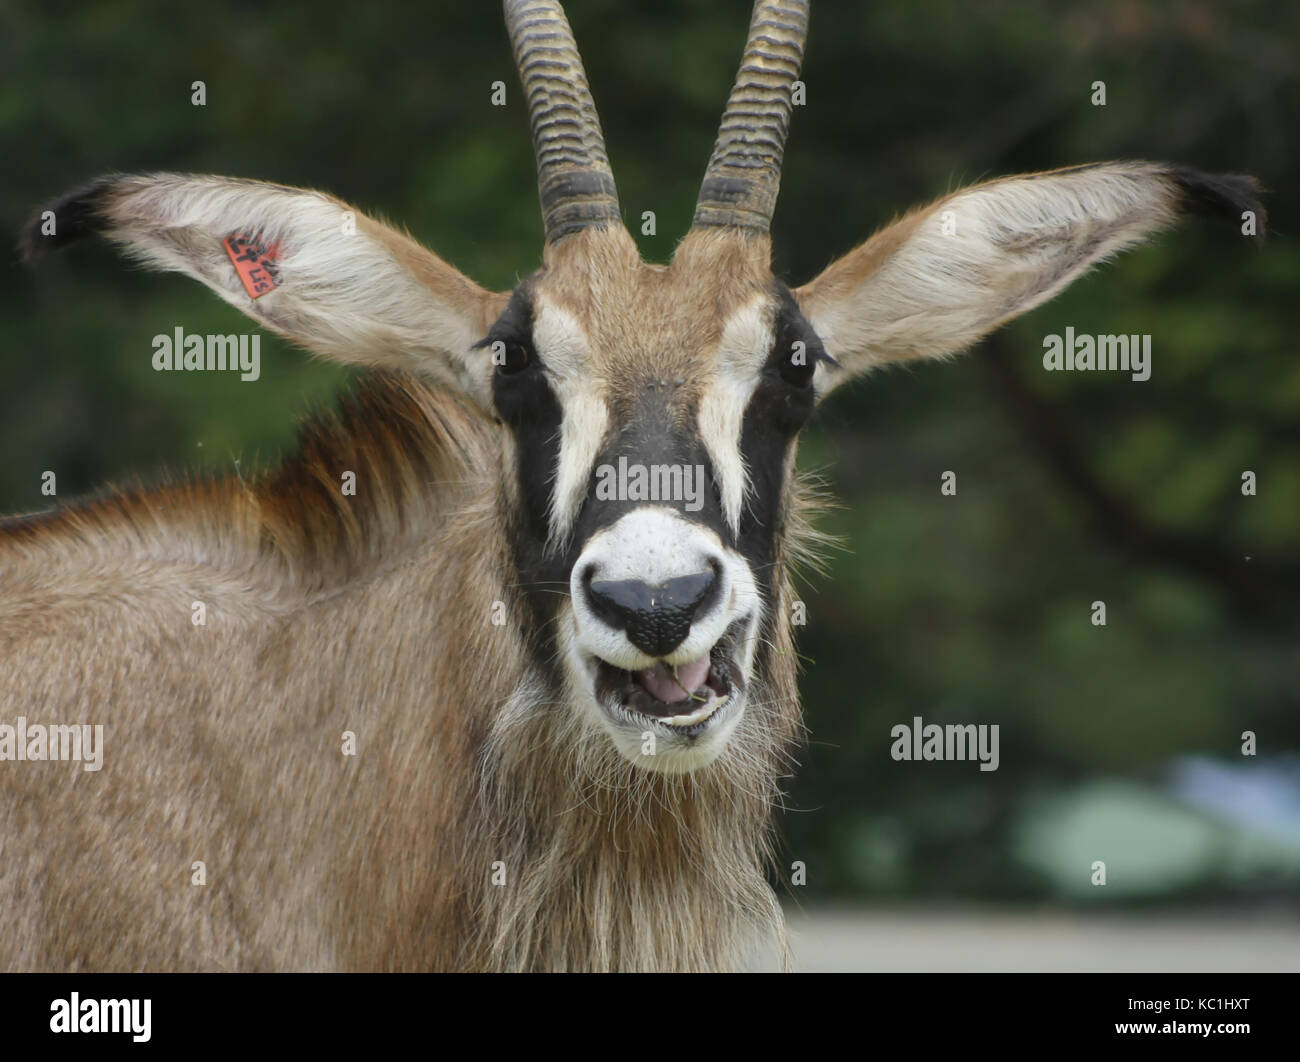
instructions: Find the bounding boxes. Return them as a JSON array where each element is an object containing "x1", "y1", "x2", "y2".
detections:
[
  {"x1": 531, "y1": 300, "x2": 589, "y2": 377},
  {"x1": 549, "y1": 388, "x2": 608, "y2": 544},
  {"x1": 697, "y1": 296, "x2": 772, "y2": 535},
  {"x1": 532, "y1": 302, "x2": 609, "y2": 544}
]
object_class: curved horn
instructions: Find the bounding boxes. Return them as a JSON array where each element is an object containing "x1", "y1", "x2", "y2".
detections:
[
  {"x1": 504, "y1": 0, "x2": 622, "y2": 243},
  {"x1": 693, "y1": 0, "x2": 809, "y2": 234}
]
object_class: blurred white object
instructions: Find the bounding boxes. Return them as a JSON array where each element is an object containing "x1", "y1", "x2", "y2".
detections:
[{"x1": 758, "y1": 908, "x2": 1300, "y2": 972}]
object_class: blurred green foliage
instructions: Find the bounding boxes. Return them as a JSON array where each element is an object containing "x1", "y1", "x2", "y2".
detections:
[{"x1": 3, "y1": 0, "x2": 1297, "y2": 906}]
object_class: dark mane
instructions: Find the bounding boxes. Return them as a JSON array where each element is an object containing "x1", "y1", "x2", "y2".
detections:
[{"x1": 0, "y1": 372, "x2": 493, "y2": 588}]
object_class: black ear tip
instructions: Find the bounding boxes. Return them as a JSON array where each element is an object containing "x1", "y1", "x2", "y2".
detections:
[
  {"x1": 18, "y1": 174, "x2": 122, "y2": 265},
  {"x1": 1166, "y1": 165, "x2": 1267, "y2": 236}
]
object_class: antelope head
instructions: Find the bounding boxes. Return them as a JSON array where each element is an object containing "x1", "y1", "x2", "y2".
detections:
[{"x1": 24, "y1": 0, "x2": 1261, "y2": 783}]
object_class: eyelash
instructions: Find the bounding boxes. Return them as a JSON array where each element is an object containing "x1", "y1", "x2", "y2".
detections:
[
  {"x1": 481, "y1": 337, "x2": 534, "y2": 375},
  {"x1": 776, "y1": 339, "x2": 822, "y2": 388}
]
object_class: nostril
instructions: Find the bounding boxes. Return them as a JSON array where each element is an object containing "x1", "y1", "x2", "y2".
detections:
[
  {"x1": 585, "y1": 576, "x2": 631, "y2": 628},
  {"x1": 697, "y1": 557, "x2": 724, "y2": 615},
  {"x1": 681, "y1": 566, "x2": 720, "y2": 618},
  {"x1": 586, "y1": 569, "x2": 719, "y2": 658}
]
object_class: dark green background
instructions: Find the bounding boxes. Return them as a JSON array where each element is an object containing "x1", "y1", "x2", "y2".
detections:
[{"x1": 4, "y1": 0, "x2": 1298, "y2": 907}]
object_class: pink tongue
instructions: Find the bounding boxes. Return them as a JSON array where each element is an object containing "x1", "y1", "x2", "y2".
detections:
[{"x1": 638, "y1": 656, "x2": 711, "y2": 703}]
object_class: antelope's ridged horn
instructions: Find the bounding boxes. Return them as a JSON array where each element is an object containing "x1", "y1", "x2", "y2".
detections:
[
  {"x1": 505, "y1": 0, "x2": 622, "y2": 243},
  {"x1": 693, "y1": 0, "x2": 809, "y2": 234}
]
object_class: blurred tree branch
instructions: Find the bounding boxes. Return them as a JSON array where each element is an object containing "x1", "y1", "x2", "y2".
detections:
[{"x1": 979, "y1": 335, "x2": 1300, "y2": 626}]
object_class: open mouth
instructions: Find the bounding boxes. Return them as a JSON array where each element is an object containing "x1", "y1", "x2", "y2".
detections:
[{"x1": 592, "y1": 624, "x2": 746, "y2": 732}]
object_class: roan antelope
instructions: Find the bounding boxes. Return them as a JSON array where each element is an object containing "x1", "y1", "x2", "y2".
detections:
[{"x1": 2, "y1": 0, "x2": 1263, "y2": 972}]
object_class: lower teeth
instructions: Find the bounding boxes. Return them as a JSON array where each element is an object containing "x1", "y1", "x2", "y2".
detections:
[{"x1": 660, "y1": 694, "x2": 726, "y2": 727}]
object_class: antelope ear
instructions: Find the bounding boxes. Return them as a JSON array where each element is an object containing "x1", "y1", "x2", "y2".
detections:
[
  {"x1": 22, "y1": 173, "x2": 510, "y2": 410},
  {"x1": 794, "y1": 162, "x2": 1264, "y2": 397}
]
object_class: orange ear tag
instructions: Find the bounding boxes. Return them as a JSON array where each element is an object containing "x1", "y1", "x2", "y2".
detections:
[{"x1": 223, "y1": 232, "x2": 282, "y2": 299}]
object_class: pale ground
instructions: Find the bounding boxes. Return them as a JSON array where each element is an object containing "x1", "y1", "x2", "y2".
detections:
[{"x1": 755, "y1": 907, "x2": 1300, "y2": 972}]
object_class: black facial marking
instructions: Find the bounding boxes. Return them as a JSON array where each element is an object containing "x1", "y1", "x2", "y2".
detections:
[
  {"x1": 481, "y1": 285, "x2": 567, "y2": 632},
  {"x1": 735, "y1": 282, "x2": 827, "y2": 594},
  {"x1": 568, "y1": 391, "x2": 727, "y2": 547},
  {"x1": 476, "y1": 287, "x2": 535, "y2": 378},
  {"x1": 490, "y1": 280, "x2": 828, "y2": 657}
]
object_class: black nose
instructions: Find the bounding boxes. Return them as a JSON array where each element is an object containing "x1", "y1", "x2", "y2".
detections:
[{"x1": 585, "y1": 568, "x2": 719, "y2": 658}]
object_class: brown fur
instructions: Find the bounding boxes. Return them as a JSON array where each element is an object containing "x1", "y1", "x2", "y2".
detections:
[
  {"x1": 5, "y1": 0, "x2": 1257, "y2": 970},
  {"x1": 0, "y1": 240, "x2": 814, "y2": 970}
]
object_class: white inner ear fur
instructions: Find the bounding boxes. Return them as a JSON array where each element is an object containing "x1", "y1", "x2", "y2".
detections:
[
  {"x1": 697, "y1": 295, "x2": 773, "y2": 536},
  {"x1": 95, "y1": 174, "x2": 494, "y2": 404},
  {"x1": 806, "y1": 165, "x2": 1181, "y2": 383}
]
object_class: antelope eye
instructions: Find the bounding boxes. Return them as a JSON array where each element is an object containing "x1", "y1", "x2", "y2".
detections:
[
  {"x1": 778, "y1": 342, "x2": 817, "y2": 388},
  {"x1": 493, "y1": 339, "x2": 533, "y2": 376}
]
